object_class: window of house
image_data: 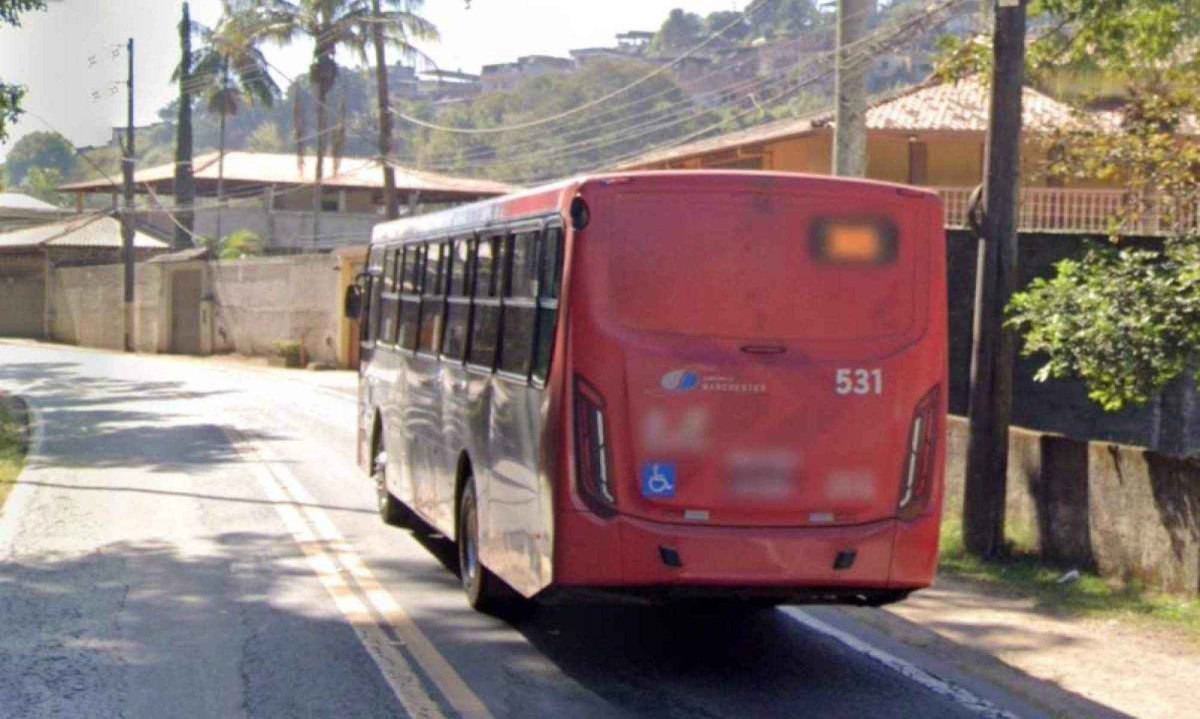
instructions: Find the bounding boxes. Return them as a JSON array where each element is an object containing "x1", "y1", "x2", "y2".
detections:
[{"x1": 441, "y1": 239, "x2": 473, "y2": 361}]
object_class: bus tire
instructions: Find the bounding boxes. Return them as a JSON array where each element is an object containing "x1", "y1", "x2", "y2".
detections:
[
  {"x1": 457, "y1": 476, "x2": 508, "y2": 613},
  {"x1": 373, "y1": 454, "x2": 413, "y2": 528}
]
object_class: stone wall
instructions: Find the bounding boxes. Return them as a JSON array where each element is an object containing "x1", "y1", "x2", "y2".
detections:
[
  {"x1": 209, "y1": 255, "x2": 341, "y2": 364},
  {"x1": 945, "y1": 416, "x2": 1200, "y2": 595}
]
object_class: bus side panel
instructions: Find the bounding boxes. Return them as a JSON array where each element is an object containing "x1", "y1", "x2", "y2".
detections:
[
  {"x1": 377, "y1": 348, "x2": 419, "y2": 514},
  {"x1": 485, "y1": 379, "x2": 553, "y2": 596},
  {"x1": 406, "y1": 353, "x2": 449, "y2": 530}
]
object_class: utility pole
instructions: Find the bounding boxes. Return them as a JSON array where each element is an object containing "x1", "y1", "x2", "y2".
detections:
[
  {"x1": 833, "y1": 0, "x2": 874, "y2": 176},
  {"x1": 963, "y1": 0, "x2": 1027, "y2": 558},
  {"x1": 371, "y1": 0, "x2": 399, "y2": 220},
  {"x1": 174, "y1": 3, "x2": 195, "y2": 251},
  {"x1": 121, "y1": 37, "x2": 136, "y2": 353}
]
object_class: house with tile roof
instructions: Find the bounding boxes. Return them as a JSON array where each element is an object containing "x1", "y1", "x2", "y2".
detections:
[
  {"x1": 622, "y1": 76, "x2": 1190, "y2": 235},
  {"x1": 0, "y1": 214, "x2": 167, "y2": 338},
  {"x1": 59, "y1": 152, "x2": 517, "y2": 252},
  {"x1": 0, "y1": 192, "x2": 72, "y2": 233}
]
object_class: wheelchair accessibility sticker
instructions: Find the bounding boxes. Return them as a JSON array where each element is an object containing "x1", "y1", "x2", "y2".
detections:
[{"x1": 641, "y1": 463, "x2": 677, "y2": 499}]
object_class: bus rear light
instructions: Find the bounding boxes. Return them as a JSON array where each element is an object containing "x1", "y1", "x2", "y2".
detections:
[
  {"x1": 898, "y1": 386, "x2": 940, "y2": 521},
  {"x1": 574, "y1": 376, "x2": 616, "y2": 517}
]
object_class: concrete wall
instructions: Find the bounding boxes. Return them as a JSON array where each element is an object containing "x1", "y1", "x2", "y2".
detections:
[
  {"x1": 946, "y1": 229, "x2": 1170, "y2": 450},
  {"x1": 50, "y1": 265, "x2": 124, "y2": 350},
  {"x1": 0, "y1": 253, "x2": 44, "y2": 338},
  {"x1": 945, "y1": 416, "x2": 1200, "y2": 595},
  {"x1": 209, "y1": 255, "x2": 341, "y2": 365}
]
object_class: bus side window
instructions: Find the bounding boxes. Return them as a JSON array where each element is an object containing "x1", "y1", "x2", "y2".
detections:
[
  {"x1": 398, "y1": 244, "x2": 424, "y2": 351},
  {"x1": 417, "y1": 242, "x2": 447, "y2": 354},
  {"x1": 533, "y1": 226, "x2": 564, "y2": 383},
  {"x1": 366, "y1": 247, "x2": 386, "y2": 344},
  {"x1": 379, "y1": 247, "x2": 399, "y2": 344},
  {"x1": 442, "y1": 239, "x2": 472, "y2": 362},
  {"x1": 499, "y1": 230, "x2": 539, "y2": 377},
  {"x1": 468, "y1": 236, "x2": 502, "y2": 369}
]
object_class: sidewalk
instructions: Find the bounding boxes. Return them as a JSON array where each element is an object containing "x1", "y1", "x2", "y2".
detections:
[{"x1": 839, "y1": 574, "x2": 1199, "y2": 719}]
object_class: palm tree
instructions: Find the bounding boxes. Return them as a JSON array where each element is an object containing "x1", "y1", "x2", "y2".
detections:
[
  {"x1": 175, "y1": 1, "x2": 280, "y2": 244},
  {"x1": 254, "y1": 0, "x2": 436, "y2": 248}
]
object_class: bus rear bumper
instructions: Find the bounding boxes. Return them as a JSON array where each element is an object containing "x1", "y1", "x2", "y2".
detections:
[{"x1": 553, "y1": 511, "x2": 939, "y2": 600}]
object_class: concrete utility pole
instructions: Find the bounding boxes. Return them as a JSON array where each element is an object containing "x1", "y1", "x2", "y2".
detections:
[
  {"x1": 371, "y1": 0, "x2": 399, "y2": 220},
  {"x1": 174, "y1": 3, "x2": 196, "y2": 251},
  {"x1": 963, "y1": 0, "x2": 1028, "y2": 559},
  {"x1": 833, "y1": 0, "x2": 874, "y2": 176},
  {"x1": 121, "y1": 37, "x2": 136, "y2": 353}
]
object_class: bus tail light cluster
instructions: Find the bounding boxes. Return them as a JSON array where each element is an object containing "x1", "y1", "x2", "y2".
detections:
[
  {"x1": 898, "y1": 386, "x2": 940, "y2": 521},
  {"x1": 574, "y1": 376, "x2": 616, "y2": 517}
]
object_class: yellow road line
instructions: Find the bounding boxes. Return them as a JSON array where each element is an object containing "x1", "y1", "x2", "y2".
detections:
[{"x1": 224, "y1": 426, "x2": 492, "y2": 719}]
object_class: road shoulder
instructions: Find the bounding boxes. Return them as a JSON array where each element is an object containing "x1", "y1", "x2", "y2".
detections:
[{"x1": 836, "y1": 574, "x2": 1199, "y2": 719}]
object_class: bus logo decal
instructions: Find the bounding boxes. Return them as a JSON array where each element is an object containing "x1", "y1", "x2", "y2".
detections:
[
  {"x1": 641, "y1": 463, "x2": 677, "y2": 498},
  {"x1": 660, "y1": 369, "x2": 700, "y2": 393}
]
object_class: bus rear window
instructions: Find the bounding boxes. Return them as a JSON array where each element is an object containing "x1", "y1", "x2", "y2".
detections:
[{"x1": 605, "y1": 192, "x2": 924, "y2": 341}]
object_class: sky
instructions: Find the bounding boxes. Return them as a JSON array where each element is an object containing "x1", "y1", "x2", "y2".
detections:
[{"x1": 0, "y1": 0, "x2": 747, "y2": 162}]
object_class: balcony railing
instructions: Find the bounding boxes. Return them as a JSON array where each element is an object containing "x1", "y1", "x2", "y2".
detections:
[{"x1": 935, "y1": 187, "x2": 1200, "y2": 236}]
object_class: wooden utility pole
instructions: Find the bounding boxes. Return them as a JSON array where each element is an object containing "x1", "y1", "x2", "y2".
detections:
[
  {"x1": 174, "y1": 3, "x2": 195, "y2": 251},
  {"x1": 121, "y1": 37, "x2": 136, "y2": 352},
  {"x1": 963, "y1": 0, "x2": 1027, "y2": 558},
  {"x1": 371, "y1": 0, "x2": 399, "y2": 220},
  {"x1": 833, "y1": 0, "x2": 874, "y2": 176}
]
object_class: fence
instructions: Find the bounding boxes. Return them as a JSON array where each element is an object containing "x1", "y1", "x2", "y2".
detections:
[{"x1": 936, "y1": 186, "x2": 1200, "y2": 236}]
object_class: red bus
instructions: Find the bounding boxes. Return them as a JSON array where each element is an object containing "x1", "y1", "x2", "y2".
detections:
[{"x1": 351, "y1": 172, "x2": 947, "y2": 611}]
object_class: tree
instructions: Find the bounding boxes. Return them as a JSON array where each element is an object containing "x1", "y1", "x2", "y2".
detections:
[
  {"x1": 20, "y1": 166, "x2": 68, "y2": 206},
  {"x1": 177, "y1": 1, "x2": 280, "y2": 243},
  {"x1": 370, "y1": 0, "x2": 437, "y2": 219},
  {"x1": 220, "y1": 228, "x2": 265, "y2": 258},
  {"x1": 3, "y1": 130, "x2": 75, "y2": 187},
  {"x1": 247, "y1": 121, "x2": 288, "y2": 151},
  {"x1": 0, "y1": 0, "x2": 45, "y2": 143},
  {"x1": 254, "y1": 0, "x2": 436, "y2": 249},
  {"x1": 652, "y1": 9, "x2": 704, "y2": 55}
]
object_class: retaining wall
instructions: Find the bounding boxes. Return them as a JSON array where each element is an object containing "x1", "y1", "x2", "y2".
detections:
[{"x1": 945, "y1": 416, "x2": 1200, "y2": 594}]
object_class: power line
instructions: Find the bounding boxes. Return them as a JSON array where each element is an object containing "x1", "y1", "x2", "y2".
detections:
[{"x1": 389, "y1": 0, "x2": 775, "y2": 136}]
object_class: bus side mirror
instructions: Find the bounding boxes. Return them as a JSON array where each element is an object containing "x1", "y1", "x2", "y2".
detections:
[{"x1": 344, "y1": 284, "x2": 363, "y2": 320}]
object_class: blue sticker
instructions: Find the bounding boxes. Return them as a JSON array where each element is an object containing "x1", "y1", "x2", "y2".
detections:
[
  {"x1": 641, "y1": 463, "x2": 677, "y2": 499},
  {"x1": 660, "y1": 369, "x2": 700, "y2": 393}
]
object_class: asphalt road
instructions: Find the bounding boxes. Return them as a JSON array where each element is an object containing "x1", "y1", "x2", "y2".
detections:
[{"x1": 0, "y1": 342, "x2": 1051, "y2": 719}]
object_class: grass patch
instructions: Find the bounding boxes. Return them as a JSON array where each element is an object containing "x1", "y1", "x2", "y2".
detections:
[
  {"x1": 939, "y1": 515, "x2": 1200, "y2": 642},
  {"x1": 0, "y1": 399, "x2": 27, "y2": 508}
]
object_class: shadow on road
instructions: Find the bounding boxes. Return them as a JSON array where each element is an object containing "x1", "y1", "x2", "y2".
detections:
[
  {"x1": 392, "y1": 522, "x2": 1132, "y2": 719},
  {"x1": 0, "y1": 533, "x2": 405, "y2": 718}
]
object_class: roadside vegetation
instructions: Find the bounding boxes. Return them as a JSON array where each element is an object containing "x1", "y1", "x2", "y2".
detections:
[
  {"x1": 937, "y1": 514, "x2": 1200, "y2": 643},
  {"x1": 0, "y1": 399, "x2": 27, "y2": 508}
]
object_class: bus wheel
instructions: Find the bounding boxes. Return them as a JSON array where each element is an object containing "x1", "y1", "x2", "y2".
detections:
[
  {"x1": 373, "y1": 453, "x2": 413, "y2": 528},
  {"x1": 457, "y1": 477, "x2": 508, "y2": 613}
]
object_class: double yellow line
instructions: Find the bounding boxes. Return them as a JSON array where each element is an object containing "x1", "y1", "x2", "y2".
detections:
[{"x1": 222, "y1": 426, "x2": 492, "y2": 719}]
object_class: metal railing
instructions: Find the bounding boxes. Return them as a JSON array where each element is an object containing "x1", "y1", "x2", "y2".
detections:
[{"x1": 935, "y1": 186, "x2": 1200, "y2": 236}]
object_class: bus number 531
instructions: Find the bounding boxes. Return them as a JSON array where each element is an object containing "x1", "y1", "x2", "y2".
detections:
[{"x1": 835, "y1": 368, "x2": 883, "y2": 395}]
